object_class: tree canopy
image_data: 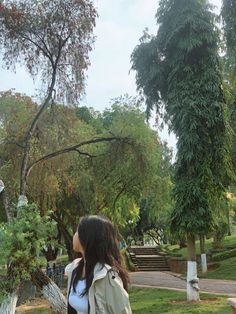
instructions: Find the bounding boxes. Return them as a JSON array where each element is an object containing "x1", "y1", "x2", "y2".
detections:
[
  {"x1": 131, "y1": 0, "x2": 233, "y2": 237},
  {"x1": 0, "y1": 93, "x2": 170, "y2": 258},
  {"x1": 0, "y1": 0, "x2": 97, "y2": 103}
]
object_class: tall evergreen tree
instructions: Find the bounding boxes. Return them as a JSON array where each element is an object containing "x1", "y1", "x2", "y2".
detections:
[
  {"x1": 222, "y1": 0, "x2": 236, "y2": 171},
  {"x1": 132, "y1": 0, "x2": 233, "y2": 300},
  {"x1": 222, "y1": 0, "x2": 236, "y2": 78}
]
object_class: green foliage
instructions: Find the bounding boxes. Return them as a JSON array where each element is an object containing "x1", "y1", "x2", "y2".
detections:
[
  {"x1": 0, "y1": 93, "x2": 169, "y2": 259},
  {"x1": 221, "y1": 1, "x2": 236, "y2": 178},
  {"x1": 128, "y1": 143, "x2": 173, "y2": 244},
  {"x1": 132, "y1": 0, "x2": 233, "y2": 236},
  {"x1": 0, "y1": 203, "x2": 56, "y2": 297},
  {"x1": 222, "y1": 0, "x2": 236, "y2": 78},
  {"x1": 78, "y1": 96, "x2": 165, "y2": 227}
]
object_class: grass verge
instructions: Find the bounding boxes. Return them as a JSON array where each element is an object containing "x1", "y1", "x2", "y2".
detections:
[{"x1": 17, "y1": 287, "x2": 230, "y2": 314}]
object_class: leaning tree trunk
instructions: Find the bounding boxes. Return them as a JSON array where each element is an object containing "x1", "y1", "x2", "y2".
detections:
[
  {"x1": 0, "y1": 293, "x2": 18, "y2": 314},
  {"x1": 0, "y1": 184, "x2": 19, "y2": 314},
  {"x1": 30, "y1": 268, "x2": 67, "y2": 314},
  {"x1": 186, "y1": 235, "x2": 200, "y2": 301},
  {"x1": 199, "y1": 234, "x2": 207, "y2": 273},
  {"x1": 17, "y1": 197, "x2": 67, "y2": 314},
  {"x1": 0, "y1": 187, "x2": 67, "y2": 314}
]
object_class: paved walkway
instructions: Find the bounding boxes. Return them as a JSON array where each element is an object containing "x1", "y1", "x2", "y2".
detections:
[{"x1": 130, "y1": 271, "x2": 236, "y2": 296}]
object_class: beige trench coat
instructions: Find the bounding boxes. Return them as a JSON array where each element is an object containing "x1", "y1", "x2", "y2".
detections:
[{"x1": 65, "y1": 259, "x2": 132, "y2": 314}]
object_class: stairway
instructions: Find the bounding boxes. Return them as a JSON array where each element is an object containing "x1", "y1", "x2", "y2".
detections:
[{"x1": 129, "y1": 246, "x2": 170, "y2": 271}]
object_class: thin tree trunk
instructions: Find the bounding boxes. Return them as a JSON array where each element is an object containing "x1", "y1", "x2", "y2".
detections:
[
  {"x1": 20, "y1": 68, "x2": 57, "y2": 196},
  {"x1": 1, "y1": 189, "x2": 13, "y2": 222},
  {"x1": 212, "y1": 231, "x2": 223, "y2": 249},
  {"x1": 51, "y1": 213, "x2": 74, "y2": 261},
  {"x1": 186, "y1": 235, "x2": 200, "y2": 301},
  {"x1": 199, "y1": 234, "x2": 207, "y2": 273},
  {"x1": 179, "y1": 236, "x2": 187, "y2": 249}
]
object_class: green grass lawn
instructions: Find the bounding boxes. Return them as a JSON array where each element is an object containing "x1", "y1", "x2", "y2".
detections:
[
  {"x1": 18, "y1": 288, "x2": 230, "y2": 314},
  {"x1": 130, "y1": 288, "x2": 230, "y2": 314},
  {"x1": 200, "y1": 256, "x2": 236, "y2": 280},
  {"x1": 165, "y1": 234, "x2": 236, "y2": 281}
]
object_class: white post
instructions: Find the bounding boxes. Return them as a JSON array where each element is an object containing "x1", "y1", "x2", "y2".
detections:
[
  {"x1": 201, "y1": 253, "x2": 207, "y2": 273},
  {"x1": 187, "y1": 261, "x2": 200, "y2": 301},
  {"x1": 17, "y1": 195, "x2": 28, "y2": 209},
  {"x1": 0, "y1": 180, "x2": 5, "y2": 193}
]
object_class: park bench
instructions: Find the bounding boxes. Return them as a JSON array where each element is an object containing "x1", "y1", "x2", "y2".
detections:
[{"x1": 228, "y1": 298, "x2": 236, "y2": 314}]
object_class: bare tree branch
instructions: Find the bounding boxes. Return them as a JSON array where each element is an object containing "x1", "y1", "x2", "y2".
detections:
[
  {"x1": 74, "y1": 148, "x2": 98, "y2": 158},
  {"x1": 26, "y1": 136, "x2": 129, "y2": 177},
  {"x1": 112, "y1": 177, "x2": 137, "y2": 210},
  {"x1": 5, "y1": 141, "x2": 25, "y2": 149}
]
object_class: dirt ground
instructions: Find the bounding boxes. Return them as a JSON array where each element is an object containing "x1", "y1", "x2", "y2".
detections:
[{"x1": 17, "y1": 298, "x2": 52, "y2": 313}]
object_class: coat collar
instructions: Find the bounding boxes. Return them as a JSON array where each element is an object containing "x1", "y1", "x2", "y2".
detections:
[
  {"x1": 93, "y1": 263, "x2": 112, "y2": 283},
  {"x1": 67, "y1": 259, "x2": 112, "y2": 284}
]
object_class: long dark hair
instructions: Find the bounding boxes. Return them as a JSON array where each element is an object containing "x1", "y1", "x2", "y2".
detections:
[{"x1": 72, "y1": 215, "x2": 129, "y2": 295}]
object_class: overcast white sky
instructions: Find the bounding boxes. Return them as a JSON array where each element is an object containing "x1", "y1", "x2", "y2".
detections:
[{"x1": 0, "y1": 0, "x2": 223, "y2": 154}]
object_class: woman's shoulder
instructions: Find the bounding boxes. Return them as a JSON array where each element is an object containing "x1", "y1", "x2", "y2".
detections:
[
  {"x1": 103, "y1": 268, "x2": 132, "y2": 313},
  {"x1": 65, "y1": 258, "x2": 81, "y2": 276},
  {"x1": 106, "y1": 268, "x2": 124, "y2": 288}
]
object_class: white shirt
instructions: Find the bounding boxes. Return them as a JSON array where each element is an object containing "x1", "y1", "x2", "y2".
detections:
[{"x1": 69, "y1": 279, "x2": 89, "y2": 314}]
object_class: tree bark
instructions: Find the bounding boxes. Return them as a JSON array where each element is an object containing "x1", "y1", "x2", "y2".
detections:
[
  {"x1": 30, "y1": 268, "x2": 67, "y2": 314},
  {"x1": 51, "y1": 213, "x2": 74, "y2": 260},
  {"x1": 199, "y1": 234, "x2": 207, "y2": 273},
  {"x1": 43, "y1": 245, "x2": 59, "y2": 263},
  {"x1": 1, "y1": 189, "x2": 13, "y2": 222},
  {"x1": 0, "y1": 292, "x2": 18, "y2": 314},
  {"x1": 20, "y1": 68, "x2": 57, "y2": 196},
  {"x1": 186, "y1": 235, "x2": 200, "y2": 301},
  {"x1": 187, "y1": 235, "x2": 196, "y2": 261},
  {"x1": 212, "y1": 232, "x2": 223, "y2": 249},
  {"x1": 179, "y1": 236, "x2": 187, "y2": 249}
]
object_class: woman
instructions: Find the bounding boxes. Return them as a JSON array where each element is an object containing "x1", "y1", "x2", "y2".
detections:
[{"x1": 65, "y1": 215, "x2": 132, "y2": 314}]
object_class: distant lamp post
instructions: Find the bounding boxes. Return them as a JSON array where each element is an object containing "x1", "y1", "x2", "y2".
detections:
[{"x1": 0, "y1": 180, "x2": 4, "y2": 193}]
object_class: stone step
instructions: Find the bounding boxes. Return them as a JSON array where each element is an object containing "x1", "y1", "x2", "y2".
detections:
[
  {"x1": 131, "y1": 250, "x2": 158, "y2": 254},
  {"x1": 135, "y1": 256, "x2": 166, "y2": 259},
  {"x1": 136, "y1": 258, "x2": 167, "y2": 261},
  {"x1": 137, "y1": 267, "x2": 170, "y2": 271},
  {"x1": 136, "y1": 261, "x2": 168, "y2": 264},
  {"x1": 135, "y1": 254, "x2": 164, "y2": 256},
  {"x1": 137, "y1": 263, "x2": 168, "y2": 266},
  {"x1": 129, "y1": 246, "x2": 171, "y2": 271}
]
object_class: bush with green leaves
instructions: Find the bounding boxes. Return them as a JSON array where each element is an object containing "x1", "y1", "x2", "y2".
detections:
[{"x1": 0, "y1": 203, "x2": 57, "y2": 299}]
